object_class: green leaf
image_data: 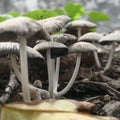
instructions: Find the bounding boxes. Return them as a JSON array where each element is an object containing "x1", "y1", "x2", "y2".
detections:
[
  {"x1": 7, "y1": 11, "x2": 20, "y2": 17},
  {"x1": 87, "y1": 11, "x2": 110, "y2": 21},
  {"x1": 23, "y1": 9, "x2": 58, "y2": 20},
  {"x1": 64, "y1": 2, "x2": 85, "y2": 20},
  {"x1": 53, "y1": 8, "x2": 66, "y2": 15},
  {"x1": 0, "y1": 16, "x2": 8, "y2": 22}
]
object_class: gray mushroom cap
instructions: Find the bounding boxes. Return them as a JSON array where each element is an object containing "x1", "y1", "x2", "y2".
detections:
[
  {"x1": 37, "y1": 19, "x2": 64, "y2": 34},
  {"x1": 0, "y1": 42, "x2": 44, "y2": 59},
  {"x1": 99, "y1": 32, "x2": 120, "y2": 45},
  {"x1": 65, "y1": 20, "x2": 97, "y2": 30},
  {"x1": 51, "y1": 33, "x2": 77, "y2": 46},
  {"x1": 68, "y1": 42, "x2": 97, "y2": 54},
  {"x1": 34, "y1": 41, "x2": 68, "y2": 58},
  {"x1": 0, "y1": 16, "x2": 42, "y2": 41},
  {"x1": 78, "y1": 32, "x2": 103, "y2": 43}
]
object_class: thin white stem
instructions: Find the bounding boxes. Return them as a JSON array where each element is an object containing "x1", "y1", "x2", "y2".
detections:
[
  {"x1": 47, "y1": 48, "x2": 54, "y2": 97},
  {"x1": 53, "y1": 57, "x2": 60, "y2": 94},
  {"x1": 55, "y1": 53, "x2": 81, "y2": 97},
  {"x1": 19, "y1": 37, "x2": 31, "y2": 102},
  {"x1": 104, "y1": 43, "x2": 115, "y2": 72},
  {"x1": 93, "y1": 51, "x2": 101, "y2": 68}
]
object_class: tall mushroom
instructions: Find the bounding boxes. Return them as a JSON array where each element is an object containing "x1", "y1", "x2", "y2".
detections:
[
  {"x1": 55, "y1": 42, "x2": 98, "y2": 97},
  {"x1": 34, "y1": 41, "x2": 68, "y2": 98},
  {"x1": 99, "y1": 32, "x2": 120, "y2": 72},
  {"x1": 0, "y1": 16, "x2": 44, "y2": 102}
]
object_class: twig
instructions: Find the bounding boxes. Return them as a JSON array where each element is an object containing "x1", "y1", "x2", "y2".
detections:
[
  {"x1": 0, "y1": 70, "x2": 19, "y2": 103},
  {"x1": 74, "y1": 80, "x2": 120, "y2": 100}
]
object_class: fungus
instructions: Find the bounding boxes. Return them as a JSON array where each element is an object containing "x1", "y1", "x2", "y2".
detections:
[
  {"x1": 99, "y1": 32, "x2": 120, "y2": 72},
  {"x1": 0, "y1": 16, "x2": 44, "y2": 102},
  {"x1": 65, "y1": 20, "x2": 97, "y2": 38},
  {"x1": 55, "y1": 42, "x2": 98, "y2": 97},
  {"x1": 34, "y1": 41, "x2": 68, "y2": 98}
]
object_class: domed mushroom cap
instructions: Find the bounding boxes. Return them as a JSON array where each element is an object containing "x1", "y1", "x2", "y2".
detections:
[
  {"x1": 78, "y1": 32, "x2": 103, "y2": 43},
  {"x1": 34, "y1": 41, "x2": 68, "y2": 58},
  {"x1": 0, "y1": 17, "x2": 42, "y2": 41},
  {"x1": 51, "y1": 33, "x2": 77, "y2": 46},
  {"x1": 37, "y1": 19, "x2": 64, "y2": 34},
  {"x1": 0, "y1": 42, "x2": 44, "y2": 59},
  {"x1": 65, "y1": 20, "x2": 97, "y2": 29},
  {"x1": 99, "y1": 32, "x2": 120, "y2": 45},
  {"x1": 68, "y1": 42, "x2": 97, "y2": 54},
  {"x1": 51, "y1": 15, "x2": 72, "y2": 24}
]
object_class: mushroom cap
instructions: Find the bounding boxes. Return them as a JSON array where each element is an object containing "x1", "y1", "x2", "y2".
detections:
[
  {"x1": 78, "y1": 32, "x2": 103, "y2": 43},
  {"x1": 37, "y1": 19, "x2": 64, "y2": 34},
  {"x1": 51, "y1": 15, "x2": 72, "y2": 24},
  {"x1": 51, "y1": 33, "x2": 77, "y2": 46},
  {"x1": 0, "y1": 42, "x2": 44, "y2": 59},
  {"x1": 65, "y1": 20, "x2": 97, "y2": 30},
  {"x1": 0, "y1": 16, "x2": 42, "y2": 41},
  {"x1": 68, "y1": 42, "x2": 97, "y2": 54},
  {"x1": 99, "y1": 32, "x2": 120, "y2": 45},
  {"x1": 34, "y1": 41, "x2": 68, "y2": 58}
]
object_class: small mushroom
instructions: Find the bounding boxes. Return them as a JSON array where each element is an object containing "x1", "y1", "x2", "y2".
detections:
[
  {"x1": 51, "y1": 33, "x2": 77, "y2": 46},
  {"x1": 34, "y1": 41, "x2": 68, "y2": 98},
  {"x1": 99, "y1": 32, "x2": 120, "y2": 72},
  {"x1": 0, "y1": 16, "x2": 44, "y2": 102},
  {"x1": 78, "y1": 32, "x2": 104, "y2": 68},
  {"x1": 55, "y1": 42, "x2": 98, "y2": 97},
  {"x1": 65, "y1": 20, "x2": 97, "y2": 38}
]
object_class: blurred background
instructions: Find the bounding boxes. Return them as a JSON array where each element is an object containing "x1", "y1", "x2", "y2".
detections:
[{"x1": 0, "y1": 0, "x2": 120, "y2": 32}]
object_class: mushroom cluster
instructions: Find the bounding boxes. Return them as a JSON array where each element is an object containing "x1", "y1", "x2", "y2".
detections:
[{"x1": 0, "y1": 14, "x2": 119, "y2": 103}]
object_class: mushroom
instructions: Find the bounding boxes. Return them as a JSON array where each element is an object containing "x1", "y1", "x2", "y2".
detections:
[
  {"x1": 50, "y1": 33, "x2": 77, "y2": 95},
  {"x1": 37, "y1": 15, "x2": 71, "y2": 35},
  {"x1": 0, "y1": 16, "x2": 44, "y2": 102},
  {"x1": 34, "y1": 41, "x2": 68, "y2": 98},
  {"x1": 65, "y1": 20, "x2": 97, "y2": 38},
  {"x1": 78, "y1": 32, "x2": 104, "y2": 68},
  {"x1": 99, "y1": 32, "x2": 120, "y2": 72},
  {"x1": 55, "y1": 42, "x2": 98, "y2": 97},
  {"x1": 51, "y1": 33, "x2": 77, "y2": 46},
  {"x1": 0, "y1": 42, "x2": 49, "y2": 100}
]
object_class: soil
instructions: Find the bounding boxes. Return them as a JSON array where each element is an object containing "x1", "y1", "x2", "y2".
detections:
[{"x1": 0, "y1": 52, "x2": 119, "y2": 119}]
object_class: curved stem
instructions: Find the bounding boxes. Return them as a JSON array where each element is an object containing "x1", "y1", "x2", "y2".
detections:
[
  {"x1": 104, "y1": 43, "x2": 115, "y2": 72},
  {"x1": 19, "y1": 37, "x2": 31, "y2": 102},
  {"x1": 93, "y1": 51, "x2": 101, "y2": 68},
  {"x1": 11, "y1": 54, "x2": 21, "y2": 81},
  {"x1": 55, "y1": 53, "x2": 81, "y2": 97}
]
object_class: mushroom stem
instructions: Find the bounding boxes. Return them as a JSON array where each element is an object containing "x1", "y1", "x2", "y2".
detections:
[
  {"x1": 53, "y1": 57, "x2": 60, "y2": 94},
  {"x1": 93, "y1": 51, "x2": 101, "y2": 68},
  {"x1": 55, "y1": 53, "x2": 81, "y2": 97},
  {"x1": 77, "y1": 27, "x2": 81, "y2": 38},
  {"x1": 104, "y1": 42, "x2": 115, "y2": 72},
  {"x1": 19, "y1": 36, "x2": 31, "y2": 102},
  {"x1": 47, "y1": 48, "x2": 55, "y2": 97}
]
